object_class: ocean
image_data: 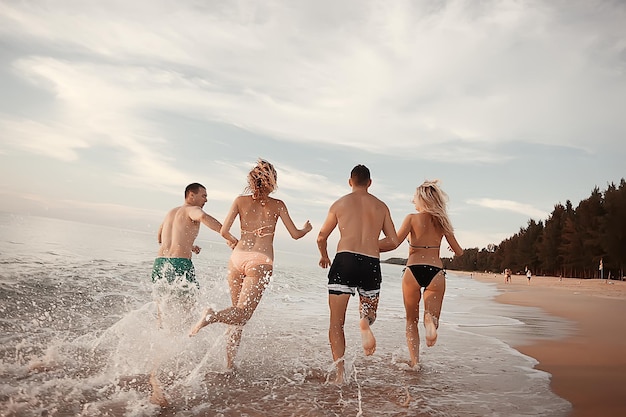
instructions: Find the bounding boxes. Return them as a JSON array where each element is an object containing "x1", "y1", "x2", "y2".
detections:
[{"x1": 0, "y1": 212, "x2": 573, "y2": 417}]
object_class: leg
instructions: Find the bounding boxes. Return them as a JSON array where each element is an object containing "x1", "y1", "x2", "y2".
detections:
[
  {"x1": 402, "y1": 269, "x2": 422, "y2": 367},
  {"x1": 328, "y1": 293, "x2": 351, "y2": 383},
  {"x1": 223, "y1": 265, "x2": 272, "y2": 367},
  {"x1": 189, "y1": 261, "x2": 245, "y2": 335},
  {"x1": 216, "y1": 265, "x2": 272, "y2": 325},
  {"x1": 423, "y1": 271, "x2": 446, "y2": 347},
  {"x1": 149, "y1": 372, "x2": 168, "y2": 407},
  {"x1": 226, "y1": 325, "x2": 243, "y2": 370},
  {"x1": 358, "y1": 294, "x2": 379, "y2": 356}
]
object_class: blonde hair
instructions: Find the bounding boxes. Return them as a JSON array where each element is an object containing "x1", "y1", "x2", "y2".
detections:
[
  {"x1": 245, "y1": 158, "x2": 278, "y2": 199},
  {"x1": 414, "y1": 179, "x2": 454, "y2": 235}
]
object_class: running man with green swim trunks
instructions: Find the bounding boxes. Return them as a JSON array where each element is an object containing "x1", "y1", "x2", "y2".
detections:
[
  {"x1": 152, "y1": 183, "x2": 238, "y2": 294},
  {"x1": 149, "y1": 182, "x2": 238, "y2": 407}
]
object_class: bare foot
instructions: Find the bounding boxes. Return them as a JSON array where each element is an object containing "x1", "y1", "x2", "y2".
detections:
[
  {"x1": 149, "y1": 374, "x2": 169, "y2": 408},
  {"x1": 359, "y1": 317, "x2": 377, "y2": 356},
  {"x1": 333, "y1": 368, "x2": 344, "y2": 384},
  {"x1": 189, "y1": 308, "x2": 215, "y2": 336},
  {"x1": 28, "y1": 360, "x2": 55, "y2": 373},
  {"x1": 328, "y1": 358, "x2": 345, "y2": 384},
  {"x1": 424, "y1": 314, "x2": 438, "y2": 347}
]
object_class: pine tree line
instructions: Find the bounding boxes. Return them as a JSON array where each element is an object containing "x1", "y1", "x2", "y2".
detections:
[{"x1": 444, "y1": 179, "x2": 626, "y2": 279}]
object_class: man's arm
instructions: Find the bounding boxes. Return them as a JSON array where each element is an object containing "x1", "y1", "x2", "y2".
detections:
[
  {"x1": 188, "y1": 206, "x2": 223, "y2": 233},
  {"x1": 317, "y1": 208, "x2": 338, "y2": 268},
  {"x1": 378, "y1": 206, "x2": 399, "y2": 253},
  {"x1": 380, "y1": 214, "x2": 409, "y2": 251},
  {"x1": 157, "y1": 222, "x2": 163, "y2": 244}
]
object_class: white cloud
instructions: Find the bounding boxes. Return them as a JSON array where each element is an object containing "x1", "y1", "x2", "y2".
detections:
[
  {"x1": 1, "y1": 0, "x2": 624, "y2": 253},
  {"x1": 2, "y1": 0, "x2": 623, "y2": 164},
  {"x1": 454, "y1": 228, "x2": 511, "y2": 251},
  {"x1": 8, "y1": 56, "x2": 192, "y2": 188},
  {"x1": 466, "y1": 198, "x2": 549, "y2": 220},
  {"x1": 0, "y1": 117, "x2": 88, "y2": 161}
]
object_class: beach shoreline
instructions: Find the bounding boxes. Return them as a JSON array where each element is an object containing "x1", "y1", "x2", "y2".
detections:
[{"x1": 460, "y1": 270, "x2": 626, "y2": 417}]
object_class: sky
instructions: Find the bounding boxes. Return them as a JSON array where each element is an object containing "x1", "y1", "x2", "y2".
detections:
[{"x1": 1, "y1": 0, "x2": 624, "y2": 260}]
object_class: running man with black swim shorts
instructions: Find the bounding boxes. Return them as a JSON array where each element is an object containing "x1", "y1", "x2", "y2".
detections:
[
  {"x1": 148, "y1": 183, "x2": 237, "y2": 408},
  {"x1": 318, "y1": 165, "x2": 399, "y2": 384}
]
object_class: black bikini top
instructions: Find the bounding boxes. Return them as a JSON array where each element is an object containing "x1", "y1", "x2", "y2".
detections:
[{"x1": 407, "y1": 240, "x2": 440, "y2": 249}]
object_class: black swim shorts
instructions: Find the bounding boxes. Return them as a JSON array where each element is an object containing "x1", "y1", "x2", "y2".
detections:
[{"x1": 327, "y1": 251, "x2": 382, "y2": 298}]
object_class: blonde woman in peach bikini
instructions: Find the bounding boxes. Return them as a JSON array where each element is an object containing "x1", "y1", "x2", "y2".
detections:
[
  {"x1": 396, "y1": 180, "x2": 463, "y2": 368},
  {"x1": 190, "y1": 159, "x2": 312, "y2": 369}
]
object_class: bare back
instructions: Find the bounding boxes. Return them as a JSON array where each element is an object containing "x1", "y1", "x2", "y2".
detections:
[
  {"x1": 399, "y1": 212, "x2": 463, "y2": 267},
  {"x1": 233, "y1": 196, "x2": 280, "y2": 258},
  {"x1": 222, "y1": 195, "x2": 310, "y2": 260},
  {"x1": 331, "y1": 190, "x2": 394, "y2": 258},
  {"x1": 157, "y1": 205, "x2": 201, "y2": 259}
]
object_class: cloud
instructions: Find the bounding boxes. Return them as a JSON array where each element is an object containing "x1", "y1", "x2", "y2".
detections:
[
  {"x1": 454, "y1": 228, "x2": 512, "y2": 250},
  {"x1": 7, "y1": 56, "x2": 193, "y2": 189},
  {"x1": 466, "y1": 198, "x2": 549, "y2": 220},
  {"x1": 212, "y1": 159, "x2": 346, "y2": 209},
  {"x1": 0, "y1": 116, "x2": 89, "y2": 161},
  {"x1": 2, "y1": 0, "x2": 624, "y2": 168}
]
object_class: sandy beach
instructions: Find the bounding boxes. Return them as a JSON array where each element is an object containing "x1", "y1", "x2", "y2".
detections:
[{"x1": 467, "y1": 271, "x2": 626, "y2": 417}]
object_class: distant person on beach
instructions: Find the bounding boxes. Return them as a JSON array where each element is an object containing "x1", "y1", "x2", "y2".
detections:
[
  {"x1": 190, "y1": 159, "x2": 312, "y2": 369},
  {"x1": 150, "y1": 182, "x2": 237, "y2": 407},
  {"x1": 526, "y1": 268, "x2": 532, "y2": 285},
  {"x1": 505, "y1": 268, "x2": 512, "y2": 284},
  {"x1": 393, "y1": 180, "x2": 463, "y2": 368},
  {"x1": 317, "y1": 164, "x2": 399, "y2": 383}
]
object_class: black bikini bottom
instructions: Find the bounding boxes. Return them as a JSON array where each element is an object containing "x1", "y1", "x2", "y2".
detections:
[{"x1": 406, "y1": 264, "x2": 443, "y2": 288}]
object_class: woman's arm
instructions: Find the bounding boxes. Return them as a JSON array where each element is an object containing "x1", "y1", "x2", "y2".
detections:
[
  {"x1": 277, "y1": 200, "x2": 312, "y2": 240},
  {"x1": 444, "y1": 232, "x2": 464, "y2": 257},
  {"x1": 220, "y1": 198, "x2": 241, "y2": 247}
]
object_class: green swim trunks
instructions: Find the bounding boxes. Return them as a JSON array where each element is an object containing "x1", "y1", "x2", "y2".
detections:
[{"x1": 151, "y1": 257, "x2": 199, "y2": 289}]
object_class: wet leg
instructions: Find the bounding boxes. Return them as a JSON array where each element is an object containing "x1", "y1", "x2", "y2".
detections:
[
  {"x1": 423, "y1": 272, "x2": 446, "y2": 347},
  {"x1": 149, "y1": 372, "x2": 168, "y2": 408},
  {"x1": 402, "y1": 269, "x2": 422, "y2": 367},
  {"x1": 328, "y1": 293, "x2": 350, "y2": 383},
  {"x1": 222, "y1": 266, "x2": 271, "y2": 366},
  {"x1": 226, "y1": 325, "x2": 243, "y2": 370},
  {"x1": 189, "y1": 262, "x2": 244, "y2": 336},
  {"x1": 358, "y1": 294, "x2": 379, "y2": 356},
  {"x1": 189, "y1": 307, "x2": 216, "y2": 336}
]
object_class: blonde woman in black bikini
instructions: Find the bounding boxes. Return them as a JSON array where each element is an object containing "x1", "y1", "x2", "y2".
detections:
[
  {"x1": 395, "y1": 180, "x2": 463, "y2": 368},
  {"x1": 190, "y1": 159, "x2": 312, "y2": 369}
]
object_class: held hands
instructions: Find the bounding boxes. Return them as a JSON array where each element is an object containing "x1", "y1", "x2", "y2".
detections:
[
  {"x1": 227, "y1": 238, "x2": 238, "y2": 250},
  {"x1": 319, "y1": 256, "x2": 331, "y2": 269},
  {"x1": 192, "y1": 245, "x2": 201, "y2": 254}
]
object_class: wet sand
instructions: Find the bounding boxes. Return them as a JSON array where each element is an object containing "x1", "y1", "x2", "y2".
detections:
[{"x1": 466, "y1": 271, "x2": 626, "y2": 417}]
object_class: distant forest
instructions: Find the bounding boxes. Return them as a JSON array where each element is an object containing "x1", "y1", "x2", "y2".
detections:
[{"x1": 442, "y1": 179, "x2": 626, "y2": 279}]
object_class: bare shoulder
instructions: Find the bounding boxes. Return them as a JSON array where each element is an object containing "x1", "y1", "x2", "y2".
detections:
[
  {"x1": 183, "y1": 204, "x2": 204, "y2": 219},
  {"x1": 369, "y1": 193, "x2": 390, "y2": 210},
  {"x1": 269, "y1": 196, "x2": 284, "y2": 205},
  {"x1": 330, "y1": 194, "x2": 351, "y2": 210},
  {"x1": 270, "y1": 197, "x2": 287, "y2": 210},
  {"x1": 414, "y1": 212, "x2": 430, "y2": 222},
  {"x1": 233, "y1": 195, "x2": 250, "y2": 207},
  {"x1": 165, "y1": 206, "x2": 182, "y2": 218}
]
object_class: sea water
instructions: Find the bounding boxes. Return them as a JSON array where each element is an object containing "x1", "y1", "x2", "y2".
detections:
[{"x1": 0, "y1": 213, "x2": 573, "y2": 416}]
